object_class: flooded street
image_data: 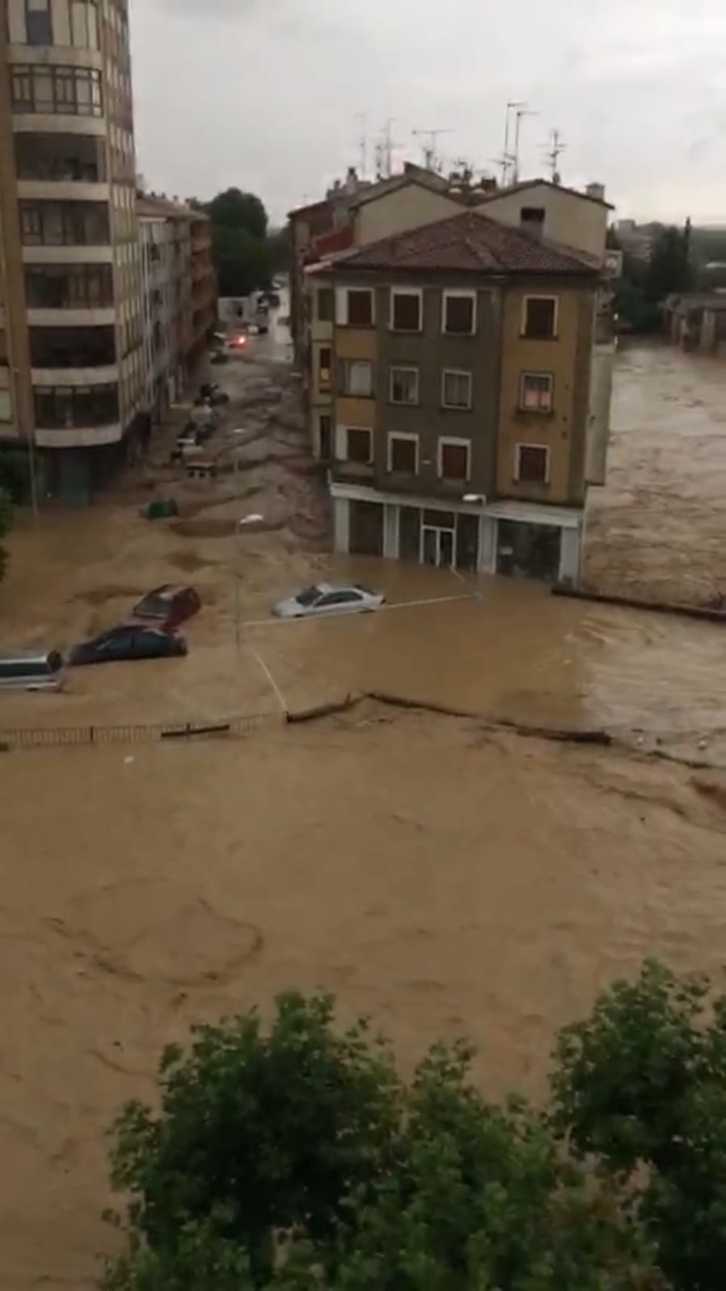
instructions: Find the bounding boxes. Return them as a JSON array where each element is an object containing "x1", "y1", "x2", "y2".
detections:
[
  {"x1": 4, "y1": 336, "x2": 726, "y2": 1289},
  {"x1": 584, "y1": 339, "x2": 726, "y2": 605}
]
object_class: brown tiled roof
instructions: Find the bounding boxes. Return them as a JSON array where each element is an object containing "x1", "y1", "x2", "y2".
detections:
[{"x1": 335, "y1": 210, "x2": 600, "y2": 276}]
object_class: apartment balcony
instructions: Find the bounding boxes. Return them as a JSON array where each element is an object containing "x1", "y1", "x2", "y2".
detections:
[
  {"x1": 28, "y1": 307, "x2": 115, "y2": 327},
  {"x1": 331, "y1": 459, "x2": 376, "y2": 485},
  {"x1": 330, "y1": 461, "x2": 474, "y2": 501},
  {"x1": 15, "y1": 131, "x2": 108, "y2": 201},
  {"x1": 29, "y1": 325, "x2": 117, "y2": 387},
  {"x1": 35, "y1": 422, "x2": 122, "y2": 448}
]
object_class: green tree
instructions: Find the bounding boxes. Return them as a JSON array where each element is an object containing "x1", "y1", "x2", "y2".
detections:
[
  {"x1": 212, "y1": 225, "x2": 271, "y2": 297},
  {"x1": 208, "y1": 189, "x2": 268, "y2": 240},
  {"x1": 645, "y1": 224, "x2": 694, "y2": 302},
  {"x1": 266, "y1": 226, "x2": 290, "y2": 276},
  {"x1": 333, "y1": 1041, "x2": 660, "y2": 1291},
  {"x1": 551, "y1": 959, "x2": 726, "y2": 1291},
  {"x1": 105, "y1": 993, "x2": 661, "y2": 1291},
  {"x1": 0, "y1": 486, "x2": 12, "y2": 582},
  {"x1": 106, "y1": 993, "x2": 401, "y2": 1285}
]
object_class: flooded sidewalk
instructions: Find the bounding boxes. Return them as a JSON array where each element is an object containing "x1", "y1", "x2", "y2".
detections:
[{"x1": 584, "y1": 339, "x2": 726, "y2": 606}]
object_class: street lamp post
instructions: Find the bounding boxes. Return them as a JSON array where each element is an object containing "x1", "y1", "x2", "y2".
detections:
[{"x1": 234, "y1": 512, "x2": 264, "y2": 652}]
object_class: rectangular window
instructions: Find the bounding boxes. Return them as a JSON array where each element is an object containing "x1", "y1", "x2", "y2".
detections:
[
  {"x1": 391, "y1": 289, "x2": 422, "y2": 332},
  {"x1": 71, "y1": 0, "x2": 100, "y2": 49},
  {"x1": 442, "y1": 369, "x2": 472, "y2": 410},
  {"x1": 341, "y1": 359, "x2": 373, "y2": 397},
  {"x1": 25, "y1": 264, "x2": 114, "y2": 309},
  {"x1": 388, "y1": 434, "x2": 418, "y2": 475},
  {"x1": 439, "y1": 439, "x2": 470, "y2": 481},
  {"x1": 11, "y1": 65, "x2": 103, "y2": 116},
  {"x1": 520, "y1": 372, "x2": 554, "y2": 412},
  {"x1": 33, "y1": 383, "x2": 119, "y2": 428},
  {"x1": 346, "y1": 427, "x2": 372, "y2": 464},
  {"x1": 523, "y1": 296, "x2": 558, "y2": 339},
  {"x1": 19, "y1": 202, "x2": 110, "y2": 246},
  {"x1": 316, "y1": 287, "x2": 334, "y2": 323},
  {"x1": 0, "y1": 391, "x2": 12, "y2": 422},
  {"x1": 390, "y1": 366, "x2": 419, "y2": 405},
  {"x1": 26, "y1": 0, "x2": 52, "y2": 44},
  {"x1": 443, "y1": 291, "x2": 476, "y2": 335},
  {"x1": 318, "y1": 345, "x2": 332, "y2": 390},
  {"x1": 20, "y1": 205, "x2": 43, "y2": 244},
  {"x1": 339, "y1": 288, "x2": 374, "y2": 327},
  {"x1": 515, "y1": 444, "x2": 549, "y2": 483}
]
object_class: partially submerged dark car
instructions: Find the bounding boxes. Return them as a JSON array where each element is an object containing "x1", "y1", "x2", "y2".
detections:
[{"x1": 70, "y1": 625, "x2": 187, "y2": 667}]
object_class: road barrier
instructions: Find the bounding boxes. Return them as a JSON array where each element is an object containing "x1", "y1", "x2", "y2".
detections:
[{"x1": 0, "y1": 712, "x2": 274, "y2": 751}]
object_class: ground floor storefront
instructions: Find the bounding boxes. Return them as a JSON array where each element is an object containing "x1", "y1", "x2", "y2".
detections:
[{"x1": 331, "y1": 485, "x2": 582, "y2": 585}]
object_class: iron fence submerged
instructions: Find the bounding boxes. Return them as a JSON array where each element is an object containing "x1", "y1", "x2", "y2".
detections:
[{"x1": 0, "y1": 712, "x2": 273, "y2": 751}]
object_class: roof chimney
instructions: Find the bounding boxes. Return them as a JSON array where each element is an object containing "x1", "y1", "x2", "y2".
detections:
[{"x1": 586, "y1": 182, "x2": 606, "y2": 202}]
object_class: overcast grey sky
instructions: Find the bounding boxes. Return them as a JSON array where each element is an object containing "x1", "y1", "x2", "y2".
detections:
[{"x1": 130, "y1": 0, "x2": 726, "y2": 227}]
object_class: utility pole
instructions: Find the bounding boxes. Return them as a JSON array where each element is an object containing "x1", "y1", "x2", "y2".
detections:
[
  {"x1": 497, "y1": 100, "x2": 525, "y2": 185},
  {"x1": 544, "y1": 128, "x2": 566, "y2": 184},
  {"x1": 412, "y1": 128, "x2": 453, "y2": 172},
  {"x1": 355, "y1": 112, "x2": 368, "y2": 180},
  {"x1": 512, "y1": 104, "x2": 537, "y2": 183},
  {"x1": 381, "y1": 118, "x2": 396, "y2": 178}
]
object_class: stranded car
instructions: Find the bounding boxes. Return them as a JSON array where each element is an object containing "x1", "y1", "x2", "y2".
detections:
[
  {"x1": 131, "y1": 585, "x2": 201, "y2": 629},
  {"x1": 0, "y1": 650, "x2": 65, "y2": 691},
  {"x1": 70, "y1": 626, "x2": 187, "y2": 666},
  {"x1": 272, "y1": 583, "x2": 384, "y2": 619}
]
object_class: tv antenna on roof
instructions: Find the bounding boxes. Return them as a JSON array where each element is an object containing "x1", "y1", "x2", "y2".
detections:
[
  {"x1": 544, "y1": 128, "x2": 567, "y2": 184},
  {"x1": 412, "y1": 128, "x2": 453, "y2": 172}
]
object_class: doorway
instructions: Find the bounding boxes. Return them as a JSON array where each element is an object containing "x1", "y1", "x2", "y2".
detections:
[
  {"x1": 496, "y1": 519, "x2": 561, "y2": 582},
  {"x1": 422, "y1": 524, "x2": 455, "y2": 568}
]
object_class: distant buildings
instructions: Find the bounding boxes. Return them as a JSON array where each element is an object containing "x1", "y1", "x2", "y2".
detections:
[
  {"x1": 615, "y1": 219, "x2": 656, "y2": 264},
  {"x1": 662, "y1": 292, "x2": 726, "y2": 355},
  {"x1": 138, "y1": 196, "x2": 216, "y2": 425},
  {"x1": 294, "y1": 170, "x2": 614, "y2": 583},
  {"x1": 0, "y1": 2, "x2": 216, "y2": 504}
]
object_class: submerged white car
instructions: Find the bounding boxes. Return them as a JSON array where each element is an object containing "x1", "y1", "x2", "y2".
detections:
[{"x1": 272, "y1": 583, "x2": 385, "y2": 619}]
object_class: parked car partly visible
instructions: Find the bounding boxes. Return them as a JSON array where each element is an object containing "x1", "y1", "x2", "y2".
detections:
[
  {"x1": 131, "y1": 585, "x2": 201, "y2": 629},
  {"x1": 272, "y1": 583, "x2": 385, "y2": 619},
  {"x1": 70, "y1": 626, "x2": 188, "y2": 667},
  {"x1": 0, "y1": 649, "x2": 66, "y2": 691}
]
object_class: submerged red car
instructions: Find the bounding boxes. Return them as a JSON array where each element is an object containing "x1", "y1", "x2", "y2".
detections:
[{"x1": 131, "y1": 585, "x2": 201, "y2": 629}]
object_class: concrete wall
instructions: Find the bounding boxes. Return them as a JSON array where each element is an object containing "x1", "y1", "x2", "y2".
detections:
[
  {"x1": 480, "y1": 183, "x2": 608, "y2": 263},
  {"x1": 497, "y1": 285, "x2": 595, "y2": 505},
  {"x1": 355, "y1": 186, "x2": 461, "y2": 246}
]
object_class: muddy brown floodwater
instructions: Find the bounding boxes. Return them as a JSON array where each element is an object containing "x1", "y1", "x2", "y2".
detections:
[
  {"x1": 584, "y1": 339, "x2": 726, "y2": 605},
  {"x1": 3, "y1": 342, "x2": 726, "y2": 1289}
]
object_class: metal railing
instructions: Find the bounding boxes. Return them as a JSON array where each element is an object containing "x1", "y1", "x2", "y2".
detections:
[{"x1": 0, "y1": 712, "x2": 275, "y2": 751}]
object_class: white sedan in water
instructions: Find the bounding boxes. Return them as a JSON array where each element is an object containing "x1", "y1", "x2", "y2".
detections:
[{"x1": 272, "y1": 583, "x2": 385, "y2": 619}]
